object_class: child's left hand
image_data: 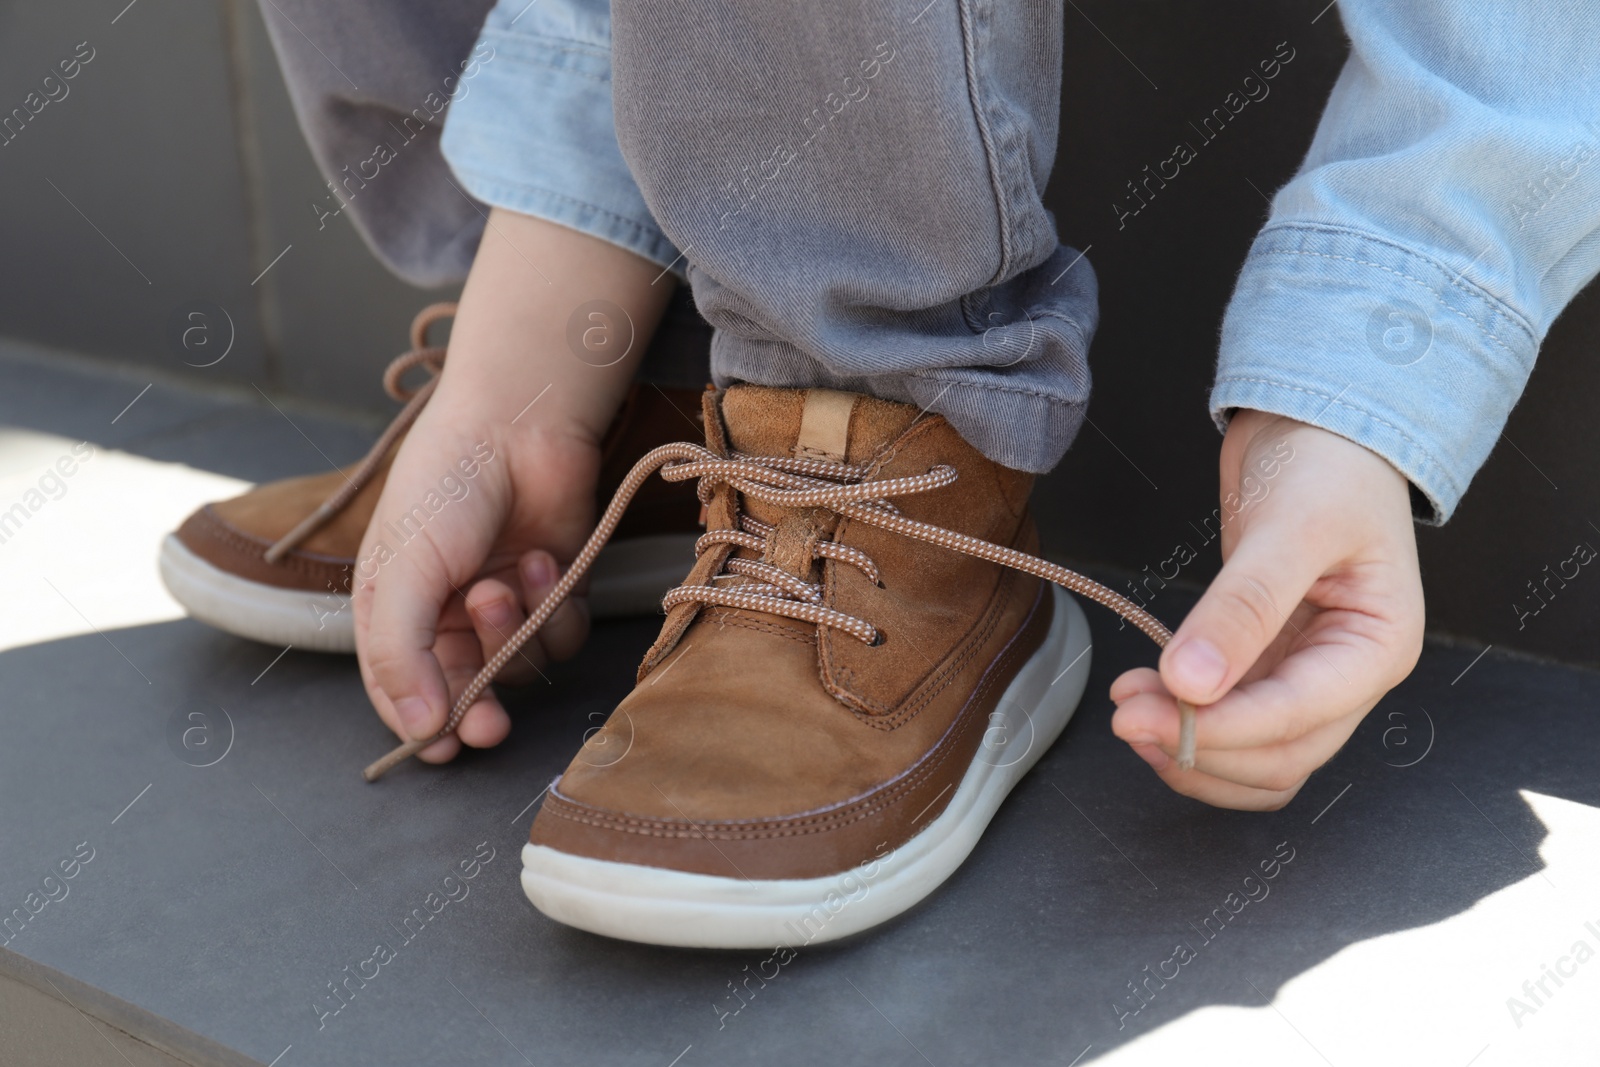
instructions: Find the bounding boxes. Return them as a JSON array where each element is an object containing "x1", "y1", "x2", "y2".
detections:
[{"x1": 1109, "y1": 409, "x2": 1426, "y2": 809}]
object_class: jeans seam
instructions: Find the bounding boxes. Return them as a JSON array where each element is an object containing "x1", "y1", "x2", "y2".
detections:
[
  {"x1": 1028, "y1": 308, "x2": 1089, "y2": 344},
  {"x1": 448, "y1": 168, "x2": 674, "y2": 261},
  {"x1": 1251, "y1": 222, "x2": 1539, "y2": 355},
  {"x1": 1213, "y1": 374, "x2": 1461, "y2": 497},
  {"x1": 453, "y1": 173, "x2": 642, "y2": 231},
  {"x1": 907, "y1": 371, "x2": 1085, "y2": 403},
  {"x1": 954, "y1": 0, "x2": 1013, "y2": 287},
  {"x1": 480, "y1": 35, "x2": 612, "y2": 83},
  {"x1": 484, "y1": 26, "x2": 610, "y2": 57}
]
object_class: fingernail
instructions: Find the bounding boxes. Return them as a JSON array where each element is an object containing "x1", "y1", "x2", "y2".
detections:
[
  {"x1": 1170, "y1": 639, "x2": 1228, "y2": 699},
  {"x1": 477, "y1": 596, "x2": 517, "y2": 629},
  {"x1": 1132, "y1": 743, "x2": 1170, "y2": 772},
  {"x1": 524, "y1": 554, "x2": 557, "y2": 589},
  {"x1": 394, "y1": 697, "x2": 435, "y2": 740}
]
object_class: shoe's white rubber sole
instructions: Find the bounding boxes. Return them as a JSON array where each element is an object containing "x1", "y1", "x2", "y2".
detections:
[
  {"x1": 520, "y1": 585, "x2": 1091, "y2": 949},
  {"x1": 158, "y1": 531, "x2": 700, "y2": 653},
  {"x1": 158, "y1": 534, "x2": 357, "y2": 652}
]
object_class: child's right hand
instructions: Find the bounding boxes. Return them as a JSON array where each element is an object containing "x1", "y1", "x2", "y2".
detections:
[
  {"x1": 353, "y1": 208, "x2": 672, "y2": 763},
  {"x1": 1109, "y1": 410, "x2": 1426, "y2": 809}
]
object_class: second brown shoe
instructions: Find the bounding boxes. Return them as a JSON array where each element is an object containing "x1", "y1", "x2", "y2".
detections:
[
  {"x1": 158, "y1": 304, "x2": 705, "y2": 652},
  {"x1": 519, "y1": 386, "x2": 1094, "y2": 948}
]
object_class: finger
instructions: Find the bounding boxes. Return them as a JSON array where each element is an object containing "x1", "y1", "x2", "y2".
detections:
[
  {"x1": 414, "y1": 733, "x2": 462, "y2": 764},
  {"x1": 1118, "y1": 690, "x2": 1366, "y2": 790},
  {"x1": 362, "y1": 545, "x2": 456, "y2": 742},
  {"x1": 352, "y1": 572, "x2": 402, "y2": 741},
  {"x1": 465, "y1": 575, "x2": 545, "y2": 686},
  {"x1": 437, "y1": 629, "x2": 514, "y2": 750},
  {"x1": 358, "y1": 663, "x2": 407, "y2": 743},
  {"x1": 1181, "y1": 711, "x2": 1364, "y2": 790},
  {"x1": 452, "y1": 698, "x2": 512, "y2": 749},
  {"x1": 1108, "y1": 666, "x2": 1164, "y2": 705},
  {"x1": 354, "y1": 587, "x2": 427, "y2": 745},
  {"x1": 1127, "y1": 743, "x2": 1307, "y2": 811},
  {"x1": 362, "y1": 677, "x2": 493, "y2": 759},
  {"x1": 1123, "y1": 619, "x2": 1393, "y2": 751},
  {"x1": 518, "y1": 550, "x2": 590, "y2": 663},
  {"x1": 441, "y1": 668, "x2": 508, "y2": 751},
  {"x1": 1160, "y1": 515, "x2": 1328, "y2": 706},
  {"x1": 359, "y1": 605, "x2": 486, "y2": 757}
]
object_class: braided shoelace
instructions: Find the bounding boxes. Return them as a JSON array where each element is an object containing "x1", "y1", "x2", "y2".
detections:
[
  {"x1": 362, "y1": 442, "x2": 1198, "y2": 780},
  {"x1": 263, "y1": 302, "x2": 457, "y2": 564}
]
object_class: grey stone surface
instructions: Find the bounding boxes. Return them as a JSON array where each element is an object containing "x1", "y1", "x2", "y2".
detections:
[
  {"x1": 1, "y1": 577, "x2": 1595, "y2": 1067},
  {"x1": 3, "y1": 350, "x2": 1600, "y2": 1065},
  {"x1": 0, "y1": 337, "x2": 379, "y2": 483},
  {"x1": 0, "y1": 338, "x2": 236, "y2": 455},
  {"x1": 124, "y1": 405, "x2": 378, "y2": 485}
]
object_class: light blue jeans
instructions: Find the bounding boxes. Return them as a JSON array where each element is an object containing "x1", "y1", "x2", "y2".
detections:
[{"x1": 259, "y1": 0, "x2": 1600, "y2": 522}]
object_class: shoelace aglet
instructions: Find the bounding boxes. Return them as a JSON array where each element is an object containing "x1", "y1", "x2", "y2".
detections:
[
  {"x1": 1176, "y1": 700, "x2": 1197, "y2": 770},
  {"x1": 364, "y1": 738, "x2": 428, "y2": 781}
]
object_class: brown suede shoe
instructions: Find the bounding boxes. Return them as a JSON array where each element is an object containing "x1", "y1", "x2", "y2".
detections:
[
  {"x1": 158, "y1": 304, "x2": 704, "y2": 652},
  {"x1": 516, "y1": 385, "x2": 1096, "y2": 948}
]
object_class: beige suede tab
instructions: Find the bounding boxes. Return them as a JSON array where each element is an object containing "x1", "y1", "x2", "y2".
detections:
[{"x1": 793, "y1": 389, "x2": 857, "y2": 463}]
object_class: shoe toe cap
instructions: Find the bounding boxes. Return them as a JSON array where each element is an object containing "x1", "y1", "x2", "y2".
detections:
[{"x1": 175, "y1": 505, "x2": 350, "y2": 593}]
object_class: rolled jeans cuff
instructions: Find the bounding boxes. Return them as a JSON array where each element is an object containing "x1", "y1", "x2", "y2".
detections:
[
  {"x1": 439, "y1": 0, "x2": 681, "y2": 271},
  {"x1": 709, "y1": 243, "x2": 1099, "y2": 476}
]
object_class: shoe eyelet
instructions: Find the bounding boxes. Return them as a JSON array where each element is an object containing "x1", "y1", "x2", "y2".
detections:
[{"x1": 869, "y1": 630, "x2": 887, "y2": 647}]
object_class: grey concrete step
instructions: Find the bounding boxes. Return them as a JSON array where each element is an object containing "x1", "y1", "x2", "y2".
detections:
[{"x1": 3, "y1": 343, "x2": 1598, "y2": 1064}]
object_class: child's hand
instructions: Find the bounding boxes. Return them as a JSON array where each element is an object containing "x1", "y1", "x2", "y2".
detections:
[
  {"x1": 352, "y1": 209, "x2": 670, "y2": 764},
  {"x1": 353, "y1": 391, "x2": 599, "y2": 764},
  {"x1": 1109, "y1": 409, "x2": 1425, "y2": 809}
]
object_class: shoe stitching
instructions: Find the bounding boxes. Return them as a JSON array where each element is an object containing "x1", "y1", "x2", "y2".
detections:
[
  {"x1": 863, "y1": 565, "x2": 1020, "y2": 732},
  {"x1": 701, "y1": 609, "x2": 816, "y2": 646},
  {"x1": 192, "y1": 509, "x2": 352, "y2": 583},
  {"x1": 822, "y1": 501, "x2": 1024, "y2": 727},
  {"x1": 826, "y1": 558, "x2": 1011, "y2": 726},
  {"x1": 822, "y1": 415, "x2": 987, "y2": 719},
  {"x1": 540, "y1": 586, "x2": 1043, "y2": 842}
]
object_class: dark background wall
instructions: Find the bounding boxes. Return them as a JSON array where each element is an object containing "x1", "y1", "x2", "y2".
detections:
[
  {"x1": 0, "y1": 0, "x2": 457, "y2": 412},
  {"x1": 1, "y1": 0, "x2": 1596, "y2": 666}
]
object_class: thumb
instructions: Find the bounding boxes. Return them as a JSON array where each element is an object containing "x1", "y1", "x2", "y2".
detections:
[
  {"x1": 1161, "y1": 517, "x2": 1324, "y2": 706},
  {"x1": 360, "y1": 541, "x2": 459, "y2": 743}
]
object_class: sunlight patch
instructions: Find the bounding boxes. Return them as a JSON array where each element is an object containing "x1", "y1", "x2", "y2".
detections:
[{"x1": 0, "y1": 428, "x2": 249, "y2": 652}]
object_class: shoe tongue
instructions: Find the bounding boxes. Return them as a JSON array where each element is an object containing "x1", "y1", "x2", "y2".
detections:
[
  {"x1": 715, "y1": 387, "x2": 925, "y2": 568},
  {"x1": 718, "y1": 385, "x2": 921, "y2": 465},
  {"x1": 717, "y1": 386, "x2": 808, "y2": 458}
]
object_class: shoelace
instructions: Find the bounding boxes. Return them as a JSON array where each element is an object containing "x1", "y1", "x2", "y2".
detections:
[
  {"x1": 263, "y1": 302, "x2": 457, "y2": 564},
  {"x1": 362, "y1": 441, "x2": 1198, "y2": 781}
]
